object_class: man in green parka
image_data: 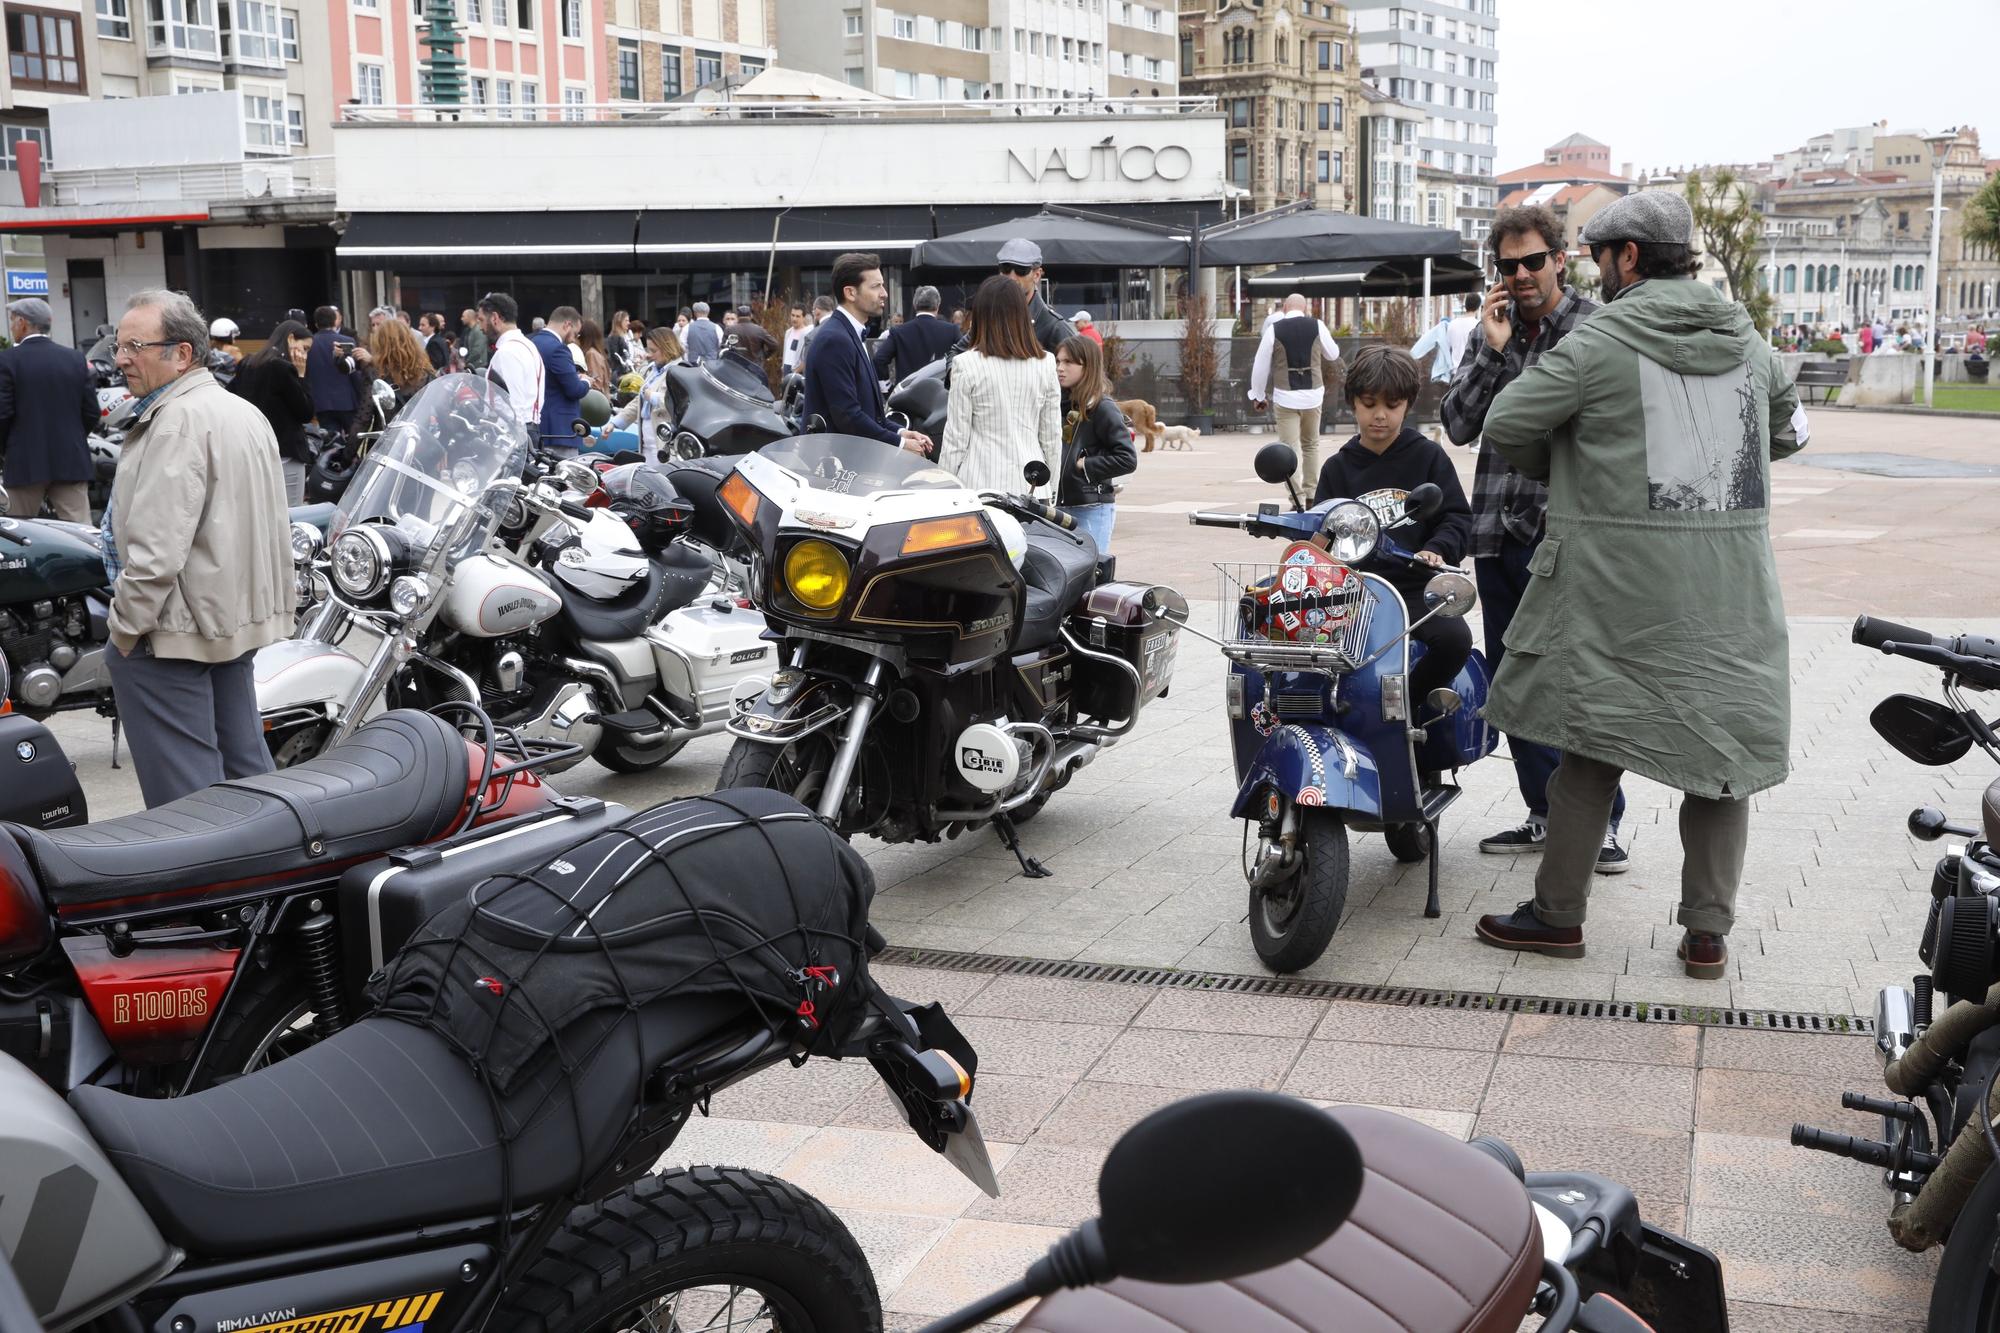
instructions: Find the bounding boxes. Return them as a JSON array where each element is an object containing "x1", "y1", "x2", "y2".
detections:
[{"x1": 1471, "y1": 191, "x2": 1809, "y2": 980}]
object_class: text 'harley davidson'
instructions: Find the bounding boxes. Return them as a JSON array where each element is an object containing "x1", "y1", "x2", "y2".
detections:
[{"x1": 717, "y1": 436, "x2": 1185, "y2": 871}]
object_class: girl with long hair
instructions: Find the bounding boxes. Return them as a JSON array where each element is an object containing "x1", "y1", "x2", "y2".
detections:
[
  {"x1": 577, "y1": 319, "x2": 612, "y2": 392},
  {"x1": 367, "y1": 317, "x2": 434, "y2": 410},
  {"x1": 937, "y1": 275, "x2": 1060, "y2": 495},
  {"x1": 228, "y1": 319, "x2": 316, "y2": 503},
  {"x1": 1053, "y1": 333, "x2": 1137, "y2": 554},
  {"x1": 603, "y1": 325, "x2": 686, "y2": 461}
]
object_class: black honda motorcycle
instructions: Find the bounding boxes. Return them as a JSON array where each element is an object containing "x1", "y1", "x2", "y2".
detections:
[
  {"x1": 1796, "y1": 614, "x2": 2000, "y2": 1331},
  {"x1": 714, "y1": 434, "x2": 1184, "y2": 871}
]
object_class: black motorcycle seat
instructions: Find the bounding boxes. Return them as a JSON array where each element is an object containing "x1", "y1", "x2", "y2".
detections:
[
  {"x1": 550, "y1": 556, "x2": 665, "y2": 642},
  {"x1": 10, "y1": 710, "x2": 468, "y2": 913},
  {"x1": 653, "y1": 540, "x2": 714, "y2": 618},
  {"x1": 1016, "y1": 526, "x2": 1100, "y2": 652},
  {"x1": 664, "y1": 460, "x2": 739, "y2": 551},
  {"x1": 70, "y1": 996, "x2": 753, "y2": 1258}
]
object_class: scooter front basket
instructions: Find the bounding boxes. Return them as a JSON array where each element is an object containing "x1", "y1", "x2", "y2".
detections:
[{"x1": 1216, "y1": 560, "x2": 1374, "y2": 671}]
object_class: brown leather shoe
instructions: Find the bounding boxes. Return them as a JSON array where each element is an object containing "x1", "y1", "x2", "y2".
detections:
[
  {"x1": 1475, "y1": 901, "x2": 1585, "y2": 959},
  {"x1": 1678, "y1": 932, "x2": 1728, "y2": 980}
]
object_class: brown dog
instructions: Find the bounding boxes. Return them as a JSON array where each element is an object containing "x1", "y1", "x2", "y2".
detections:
[{"x1": 1118, "y1": 398, "x2": 1164, "y2": 452}]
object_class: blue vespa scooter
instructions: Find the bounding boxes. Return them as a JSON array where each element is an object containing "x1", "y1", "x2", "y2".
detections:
[{"x1": 1179, "y1": 444, "x2": 1498, "y2": 972}]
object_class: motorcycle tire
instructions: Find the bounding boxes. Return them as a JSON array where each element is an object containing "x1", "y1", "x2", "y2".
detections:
[
  {"x1": 267, "y1": 721, "x2": 332, "y2": 770},
  {"x1": 196, "y1": 961, "x2": 321, "y2": 1083},
  {"x1": 591, "y1": 730, "x2": 691, "y2": 774},
  {"x1": 1383, "y1": 822, "x2": 1432, "y2": 864},
  {"x1": 494, "y1": 1166, "x2": 878, "y2": 1333},
  {"x1": 718, "y1": 735, "x2": 835, "y2": 809},
  {"x1": 1248, "y1": 809, "x2": 1347, "y2": 974},
  {"x1": 1928, "y1": 1159, "x2": 2000, "y2": 1331}
]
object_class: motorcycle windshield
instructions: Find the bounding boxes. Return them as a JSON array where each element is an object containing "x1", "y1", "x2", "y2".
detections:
[
  {"x1": 757, "y1": 434, "x2": 963, "y2": 496},
  {"x1": 329, "y1": 373, "x2": 530, "y2": 571}
]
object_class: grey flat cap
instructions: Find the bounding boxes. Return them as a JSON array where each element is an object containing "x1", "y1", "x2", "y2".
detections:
[
  {"x1": 1580, "y1": 191, "x2": 1695, "y2": 247},
  {"x1": 998, "y1": 237, "x2": 1043, "y2": 268}
]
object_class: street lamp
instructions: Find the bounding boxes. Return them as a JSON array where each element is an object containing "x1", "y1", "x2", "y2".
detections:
[{"x1": 1922, "y1": 128, "x2": 1957, "y2": 407}]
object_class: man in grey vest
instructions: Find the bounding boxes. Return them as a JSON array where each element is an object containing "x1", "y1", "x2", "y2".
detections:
[{"x1": 1250, "y1": 293, "x2": 1341, "y2": 487}]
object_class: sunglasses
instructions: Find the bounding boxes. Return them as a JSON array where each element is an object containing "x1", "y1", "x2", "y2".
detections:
[{"x1": 1493, "y1": 248, "x2": 1562, "y2": 278}]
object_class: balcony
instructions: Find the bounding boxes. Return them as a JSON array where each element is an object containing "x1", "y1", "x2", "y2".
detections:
[{"x1": 47, "y1": 155, "x2": 332, "y2": 207}]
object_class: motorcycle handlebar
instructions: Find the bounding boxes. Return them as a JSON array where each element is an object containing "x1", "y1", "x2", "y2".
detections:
[
  {"x1": 1853, "y1": 614, "x2": 1941, "y2": 652},
  {"x1": 1188, "y1": 511, "x2": 1251, "y2": 529}
]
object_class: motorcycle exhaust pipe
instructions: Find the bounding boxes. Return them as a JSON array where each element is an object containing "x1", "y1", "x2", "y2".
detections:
[{"x1": 1878, "y1": 985, "x2": 1916, "y2": 1063}]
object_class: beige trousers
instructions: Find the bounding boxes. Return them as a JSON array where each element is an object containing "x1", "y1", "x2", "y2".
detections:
[
  {"x1": 1276, "y1": 403, "x2": 1323, "y2": 490},
  {"x1": 3, "y1": 481, "x2": 90, "y2": 524}
]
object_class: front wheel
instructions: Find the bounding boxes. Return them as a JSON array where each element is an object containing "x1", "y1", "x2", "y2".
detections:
[
  {"x1": 267, "y1": 720, "x2": 332, "y2": 769},
  {"x1": 494, "y1": 1167, "x2": 879, "y2": 1333},
  {"x1": 1248, "y1": 809, "x2": 1348, "y2": 973},
  {"x1": 1927, "y1": 1160, "x2": 2000, "y2": 1331},
  {"x1": 718, "y1": 735, "x2": 835, "y2": 809},
  {"x1": 1383, "y1": 821, "x2": 1433, "y2": 864}
]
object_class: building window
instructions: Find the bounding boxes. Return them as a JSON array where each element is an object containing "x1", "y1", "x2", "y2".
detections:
[
  {"x1": 1179, "y1": 33, "x2": 1191, "y2": 75},
  {"x1": 1228, "y1": 141, "x2": 1249, "y2": 187},
  {"x1": 2, "y1": 124, "x2": 51, "y2": 168},
  {"x1": 893, "y1": 68, "x2": 916, "y2": 97},
  {"x1": 495, "y1": 78, "x2": 513, "y2": 117},
  {"x1": 562, "y1": 86, "x2": 584, "y2": 119},
  {"x1": 221, "y1": 0, "x2": 282, "y2": 64},
  {"x1": 617, "y1": 39, "x2": 639, "y2": 97},
  {"x1": 1332, "y1": 150, "x2": 1343, "y2": 183},
  {"x1": 356, "y1": 60, "x2": 384, "y2": 103},
  {"x1": 1316, "y1": 150, "x2": 1329, "y2": 183},
  {"x1": 891, "y1": 12, "x2": 913, "y2": 39},
  {"x1": 961, "y1": 22, "x2": 981, "y2": 50},
  {"x1": 740, "y1": 55, "x2": 763, "y2": 77},
  {"x1": 1316, "y1": 102, "x2": 1328, "y2": 131},
  {"x1": 281, "y1": 4, "x2": 299, "y2": 57},
  {"x1": 1784, "y1": 264, "x2": 1797, "y2": 293},
  {"x1": 1227, "y1": 96, "x2": 1250, "y2": 128},
  {"x1": 96, "y1": 0, "x2": 129, "y2": 38},
  {"x1": 519, "y1": 79, "x2": 537, "y2": 116},
  {"x1": 843, "y1": 10, "x2": 860, "y2": 36},
  {"x1": 513, "y1": 0, "x2": 529, "y2": 29},
  {"x1": 146, "y1": 0, "x2": 216, "y2": 55},
  {"x1": 1333, "y1": 96, "x2": 1343, "y2": 131},
  {"x1": 286, "y1": 91, "x2": 304, "y2": 144},
  {"x1": 1145, "y1": 56, "x2": 1160, "y2": 80},
  {"x1": 559, "y1": 0, "x2": 579, "y2": 37},
  {"x1": 661, "y1": 45, "x2": 681, "y2": 96},
  {"x1": 694, "y1": 48, "x2": 721, "y2": 84},
  {"x1": 468, "y1": 74, "x2": 485, "y2": 105},
  {"x1": 844, "y1": 66, "x2": 862, "y2": 86},
  {"x1": 242, "y1": 89, "x2": 286, "y2": 148},
  {"x1": 8, "y1": 7, "x2": 84, "y2": 90},
  {"x1": 1316, "y1": 38, "x2": 1329, "y2": 69}
]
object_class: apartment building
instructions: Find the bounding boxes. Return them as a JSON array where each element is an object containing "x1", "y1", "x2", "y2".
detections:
[
  {"x1": 1106, "y1": 0, "x2": 1174, "y2": 95},
  {"x1": 606, "y1": 0, "x2": 774, "y2": 103},
  {"x1": 1348, "y1": 0, "x2": 1497, "y2": 247},
  {"x1": 331, "y1": 0, "x2": 607, "y2": 112},
  {"x1": 1176, "y1": 0, "x2": 1361, "y2": 217}
]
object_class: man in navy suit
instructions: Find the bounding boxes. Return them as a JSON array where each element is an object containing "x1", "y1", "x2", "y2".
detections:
[
  {"x1": 531, "y1": 305, "x2": 591, "y2": 449},
  {"x1": 801, "y1": 253, "x2": 933, "y2": 455},
  {"x1": 0, "y1": 298, "x2": 97, "y2": 522},
  {"x1": 872, "y1": 284, "x2": 959, "y2": 384},
  {"x1": 305, "y1": 305, "x2": 371, "y2": 435}
]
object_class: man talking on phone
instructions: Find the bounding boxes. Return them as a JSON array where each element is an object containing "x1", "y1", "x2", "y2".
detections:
[{"x1": 1440, "y1": 204, "x2": 1629, "y2": 873}]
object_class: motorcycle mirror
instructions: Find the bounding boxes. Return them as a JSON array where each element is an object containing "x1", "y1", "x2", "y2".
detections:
[
  {"x1": 1422, "y1": 571, "x2": 1477, "y2": 619},
  {"x1": 1023, "y1": 460, "x2": 1052, "y2": 488},
  {"x1": 1909, "y1": 807, "x2": 1979, "y2": 842},
  {"x1": 1401, "y1": 482, "x2": 1443, "y2": 526},
  {"x1": 1870, "y1": 695, "x2": 1975, "y2": 767},
  {"x1": 1253, "y1": 443, "x2": 1298, "y2": 485}
]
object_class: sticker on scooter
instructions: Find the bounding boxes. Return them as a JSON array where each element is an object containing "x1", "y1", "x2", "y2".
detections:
[
  {"x1": 1281, "y1": 565, "x2": 1309, "y2": 594},
  {"x1": 1296, "y1": 786, "x2": 1325, "y2": 806}
]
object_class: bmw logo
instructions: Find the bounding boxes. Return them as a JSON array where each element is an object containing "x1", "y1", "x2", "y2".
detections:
[{"x1": 15, "y1": 741, "x2": 35, "y2": 763}]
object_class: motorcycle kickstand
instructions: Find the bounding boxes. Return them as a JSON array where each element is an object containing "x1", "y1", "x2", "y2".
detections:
[
  {"x1": 993, "y1": 812, "x2": 1051, "y2": 879},
  {"x1": 1423, "y1": 818, "x2": 1442, "y2": 918}
]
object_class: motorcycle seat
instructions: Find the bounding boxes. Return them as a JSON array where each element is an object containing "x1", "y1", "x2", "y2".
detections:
[
  {"x1": 550, "y1": 555, "x2": 666, "y2": 642},
  {"x1": 1016, "y1": 1107, "x2": 1542, "y2": 1333},
  {"x1": 69, "y1": 996, "x2": 753, "y2": 1258},
  {"x1": 8, "y1": 710, "x2": 468, "y2": 915},
  {"x1": 664, "y1": 460, "x2": 740, "y2": 551},
  {"x1": 1016, "y1": 525, "x2": 1101, "y2": 652}
]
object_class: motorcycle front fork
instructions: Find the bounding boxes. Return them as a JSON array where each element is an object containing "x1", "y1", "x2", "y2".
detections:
[{"x1": 816, "y1": 658, "x2": 887, "y2": 824}]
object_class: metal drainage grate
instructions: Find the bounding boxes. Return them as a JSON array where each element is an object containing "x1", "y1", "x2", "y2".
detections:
[{"x1": 874, "y1": 946, "x2": 1875, "y2": 1036}]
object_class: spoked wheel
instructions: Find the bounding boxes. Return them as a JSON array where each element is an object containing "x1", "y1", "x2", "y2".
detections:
[
  {"x1": 1248, "y1": 808, "x2": 1348, "y2": 973},
  {"x1": 496, "y1": 1168, "x2": 878, "y2": 1333},
  {"x1": 196, "y1": 965, "x2": 321, "y2": 1083},
  {"x1": 1383, "y1": 821, "x2": 1433, "y2": 863},
  {"x1": 1928, "y1": 1160, "x2": 2000, "y2": 1331},
  {"x1": 717, "y1": 735, "x2": 835, "y2": 810}
]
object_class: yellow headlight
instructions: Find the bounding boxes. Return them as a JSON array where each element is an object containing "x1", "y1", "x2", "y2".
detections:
[{"x1": 784, "y1": 539, "x2": 849, "y2": 611}]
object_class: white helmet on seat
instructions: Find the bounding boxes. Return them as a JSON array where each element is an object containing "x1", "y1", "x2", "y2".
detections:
[{"x1": 208, "y1": 317, "x2": 240, "y2": 339}]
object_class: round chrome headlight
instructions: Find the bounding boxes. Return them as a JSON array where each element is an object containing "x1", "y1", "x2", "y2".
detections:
[
  {"x1": 389, "y1": 574, "x2": 432, "y2": 617},
  {"x1": 330, "y1": 527, "x2": 391, "y2": 599},
  {"x1": 1323, "y1": 501, "x2": 1381, "y2": 564},
  {"x1": 289, "y1": 521, "x2": 324, "y2": 563}
]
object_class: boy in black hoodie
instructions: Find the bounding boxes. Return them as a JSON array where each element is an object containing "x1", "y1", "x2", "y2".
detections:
[{"x1": 1311, "y1": 344, "x2": 1474, "y2": 712}]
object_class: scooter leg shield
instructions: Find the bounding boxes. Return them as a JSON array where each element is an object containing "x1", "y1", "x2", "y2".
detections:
[{"x1": 1228, "y1": 726, "x2": 1383, "y2": 822}]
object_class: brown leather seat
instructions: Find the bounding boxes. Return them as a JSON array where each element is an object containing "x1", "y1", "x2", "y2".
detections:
[
  {"x1": 1016, "y1": 1107, "x2": 1543, "y2": 1333},
  {"x1": 1983, "y1": 773, "x2": 2000, "y2": 846}
]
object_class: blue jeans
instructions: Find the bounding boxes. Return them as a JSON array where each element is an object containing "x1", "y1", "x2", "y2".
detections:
[
  {"x1": 1062, "y1": 502, "x2": 1116, "y2": 556},
  {"x1": 1477, "y1": 532, "x2": 1625, "y2": 832}
]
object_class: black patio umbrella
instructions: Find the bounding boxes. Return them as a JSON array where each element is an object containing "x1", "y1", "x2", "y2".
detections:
[
  {"x1": 910, "y1": 208, "x2": 1188, "y2": 269},
  {"x1": 1246, "y1": 254, "x2": 1485, "y2": 299},
  {"x1": 1198, "y1": 205, "x2": 1464, "y2": 269}
]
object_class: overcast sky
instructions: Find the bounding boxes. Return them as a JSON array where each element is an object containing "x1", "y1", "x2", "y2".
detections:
[{"x1": 1494, "y1": 0, "x2": 2000, "y2": 177}]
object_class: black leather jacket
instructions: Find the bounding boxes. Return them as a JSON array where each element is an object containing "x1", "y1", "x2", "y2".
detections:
[{"x1": 1058, "y1": 395, "x2": 1137, "y2": 507}]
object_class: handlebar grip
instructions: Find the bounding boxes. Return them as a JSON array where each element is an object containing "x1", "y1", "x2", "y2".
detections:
[
  {"x1": 558, "y1": 499, "x2": 593, "y2": 520},
  {"x1": 1040, "y1": 502, "x2": 1076, "y2": 532},
  {"x1": 1187, "y1": 512, "x2": 1249, "y2": 529},
  {"x1": 1854, "y1": 614, "x2": 1940, "y2": 651}
]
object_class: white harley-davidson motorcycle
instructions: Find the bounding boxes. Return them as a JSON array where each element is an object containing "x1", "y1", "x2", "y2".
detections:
[{"x1": 254, "y1": 374, "x2": 769, "y2": 774}]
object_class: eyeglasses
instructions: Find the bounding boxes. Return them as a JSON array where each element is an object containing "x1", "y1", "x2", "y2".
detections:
[
  {"x1": 116, "y1": 339, "x2": 182, "y2": 356},
  {"x1": 1492, "y1": 248, "x2": 1562, "y2": 278}
]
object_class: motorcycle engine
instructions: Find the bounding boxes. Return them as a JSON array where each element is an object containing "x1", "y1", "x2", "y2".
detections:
[{"x1": 2, "y1": 599, "x2": 90, "y2": 710}]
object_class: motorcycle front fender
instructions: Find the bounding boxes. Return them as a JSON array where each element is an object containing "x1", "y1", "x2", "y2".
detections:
[
  {"x1": 725, "y1": 676, "x2": 854, "y2": 746},
  {"x1": 1229, "y1": 723, "x2": 1383, "y2": 820},
  {"x1": 254, "y1": 639, "x2": 372, "y2": 716}
]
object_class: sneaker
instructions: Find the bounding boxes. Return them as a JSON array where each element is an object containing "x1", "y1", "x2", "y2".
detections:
[
  {"x1": 1475, "y1": 901, "x2": 1586, "y2": 959},
  {"x1": 1678, "y1": 932, "x2": 1728, "y2": 980},
  {"x1": 1595, "y1": 830, "x2": 1631, "y2": 876},
  {"x1": 1479, "y1": 820, "x2": 1547, "y2": 855}
]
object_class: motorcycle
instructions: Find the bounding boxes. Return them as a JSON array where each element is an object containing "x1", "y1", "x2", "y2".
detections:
[
  {"x1": 0, "y1": 794, "x2": 997, "y2": 1333},
  {"x1": 1178, "y1": 443, "x2": 1497, "y2": 972},
  {"x1": 260, "y1": 374, "x2": 762, "y2": 774},
  {"x1": 0, "y1": 700, "x2": 587, "y2": 1095},
  {"x1": 715, "y1": 434, "x2": 1186, "y2": 870},
  {"x1": 655, "y1": 349, "x2": 792, "y2": 462},
  {"x1": 1794, "y1": 614, "x2": 2000, "y2": 1330},
  {"x1": 923, "y1": 1089, "x2": 1728, "y2": 1333}
]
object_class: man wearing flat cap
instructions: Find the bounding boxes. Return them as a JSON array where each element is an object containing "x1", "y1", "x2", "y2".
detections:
[
  {"x1": 0, "y1": 297, "x2": 97, "y2": 523},
  {"x1": 1470, "y1": 189, "x2": 1810, "y2": 983},
  {"x1": 998, "y1": 238, "x2": 1077, "y2": 352}
]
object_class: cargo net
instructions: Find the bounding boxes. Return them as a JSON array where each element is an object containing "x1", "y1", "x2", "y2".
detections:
[
  {"x1": 363, "y1": 787, "x2": 875, "y2": 1261},
  {"x1": 1216, "y1": 560, "x2": 1373, "y2": 669}
]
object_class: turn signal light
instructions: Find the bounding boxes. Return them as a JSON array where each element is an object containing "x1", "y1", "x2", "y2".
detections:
[
  {"x1": 720, "y1": 473, "x2": 761, "y2": 528},
  {"x1": 900, "y1": 514, "x2": 988, "y2": 556}
]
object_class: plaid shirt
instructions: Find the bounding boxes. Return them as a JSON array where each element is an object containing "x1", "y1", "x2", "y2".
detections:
[{"x1": 1439, "y1": 286, "x2": 1596, "y2": 557}]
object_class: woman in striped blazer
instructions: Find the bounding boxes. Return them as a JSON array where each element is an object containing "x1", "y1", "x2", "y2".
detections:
[{"x1": 938, "y1": 275, "x2": 1062, "y2": 498}]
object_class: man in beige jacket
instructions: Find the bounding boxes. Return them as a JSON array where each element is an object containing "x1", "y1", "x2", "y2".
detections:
[{"x1": 106, "y1": 289, "x2": 292, "y2": 807}]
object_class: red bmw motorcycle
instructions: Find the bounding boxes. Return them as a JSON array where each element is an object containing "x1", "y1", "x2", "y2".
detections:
[{"x1": 0, "y1": 702, "x2": 624, "y2": 1095}]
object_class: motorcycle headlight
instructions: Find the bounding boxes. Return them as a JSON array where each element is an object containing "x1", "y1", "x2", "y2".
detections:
[
  {"x1": 289, "y1": 521, "x2": 324, "y2": 563},
  {"x1": 783, "y1": 539, "x2": 849, "y2": 612},
  {"x1": 389, "y1": 574, "x2": 432, "y2": 617},
  {"x1": 1323, "y1": 501, "x2": 1381, "y2": 564},
  {"x1": 330, "y1": 527, "x2": 392, "y2": 599}
]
